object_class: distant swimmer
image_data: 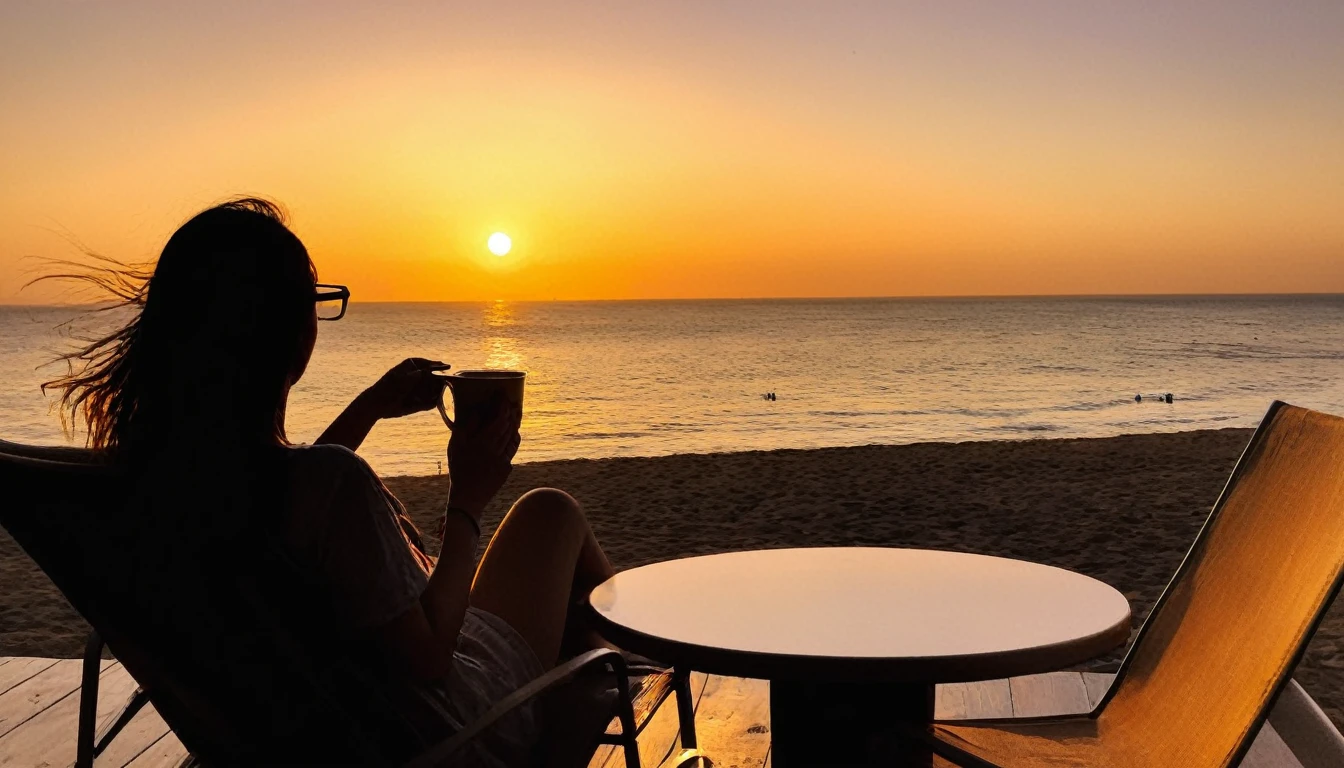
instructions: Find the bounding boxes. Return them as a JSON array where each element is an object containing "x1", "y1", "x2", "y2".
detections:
[
  {"x1": 1135, "y1": 394, "x2": 1142, "y2": 403},
  {"x1": 1165, "y1": 393, "x2": 1174, "y2": 404},
  {"x1": 769, "y1": 392, "x2": 777, "y2": 401}
]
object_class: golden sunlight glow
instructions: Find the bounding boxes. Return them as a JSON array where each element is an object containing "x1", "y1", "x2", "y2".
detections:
[
  {"x1": 487, "y1": 232, "x2": 513, "y2": 257},
  {"x1": 1, "y1": 4, "x2": 1342, "y2": 303}
]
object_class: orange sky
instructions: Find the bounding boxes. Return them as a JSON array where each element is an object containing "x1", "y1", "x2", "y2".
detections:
[{"x1": 2, "y1": 2, "x2": 1342, "y2": 303}]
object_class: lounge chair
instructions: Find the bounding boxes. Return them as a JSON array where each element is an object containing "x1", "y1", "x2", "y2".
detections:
[
  {"x1": 0, "y1": 445, "x2": 695, "y2": 767},
  {"x1": 920, "y1": 401, "x2": 1344, "y2": 767}
]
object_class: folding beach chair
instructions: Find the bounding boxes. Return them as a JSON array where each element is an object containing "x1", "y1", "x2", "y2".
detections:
[
  {"x1": 0, "y1": 440, "x2": 154, "y2": 764},
  {"x1": 921, "y1": 401, "x2": 1344, "y2": 767},
  {"x1": 0, "y1": 446, "x2": 688, "y2": 767}
]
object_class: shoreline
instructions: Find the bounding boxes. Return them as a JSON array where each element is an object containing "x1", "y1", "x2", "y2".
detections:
[
  {"x1": 384, "y1": 424, "x2": 1261, "y2": 480},
  {"x1": 5, "y1": 427, "x2": 1342, "y2": 727}
]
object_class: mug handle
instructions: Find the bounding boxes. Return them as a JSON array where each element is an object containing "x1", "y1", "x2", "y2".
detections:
[{"x1": 437, "y1": 377, "x2": 455, "y2": 430}]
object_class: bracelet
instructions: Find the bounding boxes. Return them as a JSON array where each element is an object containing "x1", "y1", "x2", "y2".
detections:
[{"x1": 444, "y1": 506, "x2": 482, "y2": 538}]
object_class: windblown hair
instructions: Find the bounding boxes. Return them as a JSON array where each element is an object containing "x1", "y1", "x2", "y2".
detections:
[{"x1": 40, "y1": 198, "x2": 317, "y2": 456}]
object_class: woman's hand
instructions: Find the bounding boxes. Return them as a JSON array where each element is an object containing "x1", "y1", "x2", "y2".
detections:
[
  {"x1": 316, "y1": 358, "x2": 449, "y2": 452},
  {"x1": 446, "y1": 396, "x2": 522, "y2": 517},
  {"x1": 361, "y1": 358, "x2": 451, "y2": 420}
]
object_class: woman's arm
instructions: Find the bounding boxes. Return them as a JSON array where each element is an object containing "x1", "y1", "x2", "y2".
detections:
[
  {"x1": 315, "y1": 392, "x2": 381, "y2": 452},
  {"x1": 371, "y1": 401, "x2": 521, "y2": 681},
  {"x1": 316, "y1": 358, "x2": 449, "y2": 452},
  {"x1": 371, "y1": 513, "x2": 481, "y2": 680}
]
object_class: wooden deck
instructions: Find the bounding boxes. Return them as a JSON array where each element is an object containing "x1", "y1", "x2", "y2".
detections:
[{"x1": 0, "y1": 657, "x2": 1308, "y2": 767}]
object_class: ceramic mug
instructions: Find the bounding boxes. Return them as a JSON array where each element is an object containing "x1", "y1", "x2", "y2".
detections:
[{"x1": 437, "y1": 370, "x2": 526, "y2": 430}]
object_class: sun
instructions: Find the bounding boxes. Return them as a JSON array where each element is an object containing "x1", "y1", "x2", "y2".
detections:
[{"x1": 487, "y1": 232, "x2": 512, "y2": 256}]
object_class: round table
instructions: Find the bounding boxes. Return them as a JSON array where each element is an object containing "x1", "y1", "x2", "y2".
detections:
[{"x1": 587, "y1": 547, "x2": 1131, "y2": 767}]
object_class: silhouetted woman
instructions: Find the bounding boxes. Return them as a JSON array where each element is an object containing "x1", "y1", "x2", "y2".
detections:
[{"x1": 47, "y1": 198, "x2": 614, "y2": 765}]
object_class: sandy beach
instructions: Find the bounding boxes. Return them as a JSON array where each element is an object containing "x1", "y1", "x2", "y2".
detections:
[{"x1": 4, "y1": 428, "x2": 1343, "y2": 727}]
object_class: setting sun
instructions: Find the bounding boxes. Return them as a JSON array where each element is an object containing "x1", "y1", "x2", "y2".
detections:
[{"x1": 487, "y1": 232, "x2": 512, "y2": 257}]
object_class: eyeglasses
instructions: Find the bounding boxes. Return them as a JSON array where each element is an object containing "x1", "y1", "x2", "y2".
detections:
[{"x1": 315, "y1": 283, "x2": 350, "y2": 321}]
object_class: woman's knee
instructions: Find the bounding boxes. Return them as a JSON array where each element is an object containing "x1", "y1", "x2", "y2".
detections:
[{"x1": 503, "y1": 488, "x2": 585, "y2": 536}]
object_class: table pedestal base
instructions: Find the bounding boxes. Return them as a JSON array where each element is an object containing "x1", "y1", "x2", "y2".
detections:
[{"x1": 769, "y1": 680, "x2": 935, "y2": 767}]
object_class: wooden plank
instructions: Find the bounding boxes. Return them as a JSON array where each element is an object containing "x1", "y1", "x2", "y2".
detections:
[
  {"x1": 124, "y1": 732, "x2": 189, "y2": 768},
  {"x1": 0, "y1": 659, "x2": 11, "y2": 671},
  {"x1": 0, "y1": 662, "x2": 141, "y2": 767},
  {"x1": 94, "y1": 703, "x2": 172, "y2": 768},
  {"x1": 683, "y1": 676, "x2": 770, "y2": 768},
  {"x1": 1082, "y1": 672, "x2": 1113, "y2": 710},
  {"x1": 1008, "y1": 672, "x2": 1090, "y2": 718},
  {"x1": 589, "y1": 672, "x2": 708, "y2": 768},
  {"x1": 935, "y1": 680, "x2": 1012, "y2": 720},
  {"x1": 1242, "y1": 722, "x2": 1305, "y2": 768},
  {"x1": 0, "y1": 659, "x2": 84, "y2": 738},
  {"x1": 0, "y1": 658, "x2": 59, "y2": 698}
]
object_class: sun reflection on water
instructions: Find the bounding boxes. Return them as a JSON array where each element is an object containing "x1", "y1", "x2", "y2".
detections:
[{"x1": 482, "y1": 300, "x2": 525, "y2": 371}]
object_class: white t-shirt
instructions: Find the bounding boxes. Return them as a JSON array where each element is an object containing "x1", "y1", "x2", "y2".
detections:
[{"x1": 281, "y1": 444, "x2": 431, "y2": 628}]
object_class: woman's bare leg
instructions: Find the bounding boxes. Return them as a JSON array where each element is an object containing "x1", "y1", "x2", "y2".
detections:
[{"x1": 469, "y1": 487, "x2": 615, "y2": 667}]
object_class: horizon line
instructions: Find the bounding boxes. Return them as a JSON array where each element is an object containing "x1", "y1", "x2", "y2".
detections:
[{"x1": 5, "y1": 290, "x2": 1344, "y2": 309}]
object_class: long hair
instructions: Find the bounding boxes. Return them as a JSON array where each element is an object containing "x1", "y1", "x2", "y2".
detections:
[{"x1": 41, "y1": 198, "x2": 317, "y2": 457}]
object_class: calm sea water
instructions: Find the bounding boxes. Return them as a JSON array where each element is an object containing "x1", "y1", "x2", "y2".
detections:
[{"x1": 3, "y1": 296, "x2": 1343, "y2": 476}]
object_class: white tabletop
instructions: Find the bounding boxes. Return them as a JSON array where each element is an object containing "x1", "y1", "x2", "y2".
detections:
[{"x1": 588, "y1": 547, "x2": 1132, "y2": 682}]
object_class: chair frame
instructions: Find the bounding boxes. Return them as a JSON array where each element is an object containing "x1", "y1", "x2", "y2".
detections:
[
  {"x1": 70, "y1": 632, "x2": 658, "y2": 767},
  {"x1": 75, "y1": 631, "x2": 152, "y2": 768},
  {"x1": 72, "y1": 628, "x2": 703, "y2": 767},
  {"x1": 406, "y1": 649, "x2": 702, "y2": 768}
]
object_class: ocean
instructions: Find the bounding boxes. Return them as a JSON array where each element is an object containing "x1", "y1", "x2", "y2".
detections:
[{"x1": 3, "y1": 296, "x2": 1342, "y2": 476}]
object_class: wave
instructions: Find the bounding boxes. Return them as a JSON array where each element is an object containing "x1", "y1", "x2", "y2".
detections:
[
  {"x1": 988, "y1": 424, "x2": 1061, "y2": 433},
  {"x1": 566, "y1": 431, "x2": 648, "y2": 440}
]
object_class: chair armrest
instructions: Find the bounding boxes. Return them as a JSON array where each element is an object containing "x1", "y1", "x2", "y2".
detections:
[
  {"x1": 1267, "y1": 679, "x2": 1344, "y2": 768},
  {"x1": 403, "y1": 648, "x2": 629, "y2": 768},
  {"x1": 0, "y1": 439, "x2": 102, "y2": 463}
]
